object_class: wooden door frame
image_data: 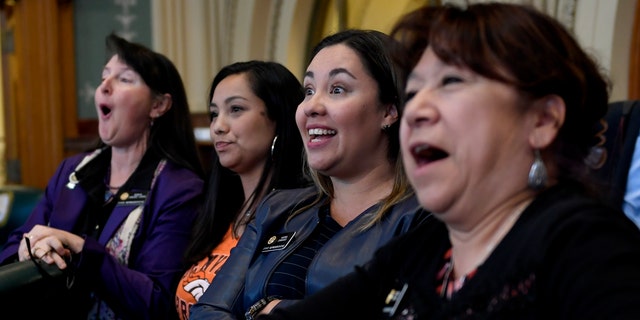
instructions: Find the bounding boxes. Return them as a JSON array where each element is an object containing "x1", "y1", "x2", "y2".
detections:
[{"x1": 2, "y1": 0, "x2": 77, "y2": 188}]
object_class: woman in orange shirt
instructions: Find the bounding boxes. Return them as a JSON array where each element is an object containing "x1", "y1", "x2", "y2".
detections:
[{"x1": 175, "y1": 61, "x2": 309, "y2": 320}]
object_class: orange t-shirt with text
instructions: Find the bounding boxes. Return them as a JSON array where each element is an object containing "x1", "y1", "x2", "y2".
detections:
[{"x1": 175, "y1": 226, "x2": 238, "y2": 320}]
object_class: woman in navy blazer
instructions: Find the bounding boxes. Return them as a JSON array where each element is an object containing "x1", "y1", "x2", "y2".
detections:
[
  {"x1": 0, "y1": 33, "x2": 204, "y2": 319},
  {"x1": 190, "y1": 29, "x2": 427, "y2": 320}
]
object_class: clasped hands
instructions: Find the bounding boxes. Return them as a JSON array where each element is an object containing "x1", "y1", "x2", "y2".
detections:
[{"x1": 18, "y1": 225, "x2": 84, "y2": 270}]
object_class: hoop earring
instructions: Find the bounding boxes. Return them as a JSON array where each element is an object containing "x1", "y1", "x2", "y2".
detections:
[
  {"x1": 271, "y1": 135, "x2": 278, "y2": 159},
  {"x1": 528, "y1": 149, "x2": 547, "y2": 190}
]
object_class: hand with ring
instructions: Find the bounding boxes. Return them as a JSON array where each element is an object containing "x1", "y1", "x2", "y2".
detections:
[
  {"x1": 31, "y1": 247, "x2": 50, "y2": 260},
  {"x1": 17, "y1": 226, "x2": 82, "y2": 269},
  {"x1": 18, "y1": 232, "x2": 39, "y2": 261}
]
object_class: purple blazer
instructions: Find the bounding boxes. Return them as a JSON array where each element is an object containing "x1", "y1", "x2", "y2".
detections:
[{"x1": 0, "y1": 150, "x2": 204, "y2": 319}]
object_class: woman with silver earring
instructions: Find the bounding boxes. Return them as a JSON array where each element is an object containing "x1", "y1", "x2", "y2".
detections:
[
  {"x1": 528, "y1": 149, "x2": 547, "y2": 190},
  {"x1": 175, "y1": 61, "x2": 310, "y2": 320},
  {"x1": 191, "y1": 29, "x2": 426, "y2": 320}
]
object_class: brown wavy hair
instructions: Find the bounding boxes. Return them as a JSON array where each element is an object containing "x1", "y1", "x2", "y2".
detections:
[
  {"x1": 390, "y1": 2, "x2": 611, "y2": 187},
  {"x1": 294, "y1": 29, "x2": 414, "y2": 231}
]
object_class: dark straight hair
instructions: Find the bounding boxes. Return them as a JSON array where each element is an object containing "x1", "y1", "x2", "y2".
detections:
[
  {"x1": 184, "y1": 60, "x2": 309, "y2": 264},
  {"x1": 99, "y1": 32, "x2": 205, "y2": 178},
  {"x1": 296, "y1": 29, "x2": 413, "y2": 231}
]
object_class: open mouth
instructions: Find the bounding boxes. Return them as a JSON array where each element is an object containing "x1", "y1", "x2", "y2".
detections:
[
  {"x1": 308, "y1": 128, "x2": 336, "y2": 142},
  {"x1": 411, "y1": 145, "x2": 448, "y2": 165},
  {"x1": 100, "y1": 104, "x2": 112, "y2": 116}
]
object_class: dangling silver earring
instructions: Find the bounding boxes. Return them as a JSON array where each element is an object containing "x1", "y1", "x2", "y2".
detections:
[
  {"x1": 150, "y1": 117, "x2": 155, "y2": 127},
  {"x1": 270, "y1": 135, "x2": 278, "y2": 159},
  {"x1": 528, "y1": 149, "x2": 547, "y2": 190}
]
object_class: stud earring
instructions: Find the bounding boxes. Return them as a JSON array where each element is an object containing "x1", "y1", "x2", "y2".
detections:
[
  {"x1": 381, "y1": 124, "x2": 390, "y2": 131},
  {"x1": 528, "y1": 149, "x2": 547, "y2": 190}
]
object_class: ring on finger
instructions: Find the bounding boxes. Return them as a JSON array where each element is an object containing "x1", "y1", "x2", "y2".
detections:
[
  {"x1": 39, "y1": 250, "x2": 50, "y2": 259},
  {"x1": 33, "y1": 247, "x2": 49, "y2": 259},
  {"x1": 31, "y1": 247, "x2": 42, "y2": 256}
]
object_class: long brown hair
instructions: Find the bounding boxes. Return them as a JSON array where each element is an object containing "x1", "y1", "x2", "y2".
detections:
[{"x1": 294, "y1": 29, "x2": 413, "y2": 231}]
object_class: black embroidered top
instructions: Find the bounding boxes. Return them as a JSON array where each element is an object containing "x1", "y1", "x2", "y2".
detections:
[{"x1": 262, "y1": 182, "x2": 640, "y2": 319}]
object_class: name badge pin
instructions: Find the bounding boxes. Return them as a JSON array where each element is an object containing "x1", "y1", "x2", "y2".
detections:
[{"x1": 261, "y1": 232, "x2": 296, "y2": 252}]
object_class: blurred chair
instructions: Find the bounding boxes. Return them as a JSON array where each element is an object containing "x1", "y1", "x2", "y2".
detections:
[
  {"x1": 594, "y1": 100, "x2": 640, "y2": 227},
  {"x1": 0, "y1": 185, "x2": 43, "y2": 248}
]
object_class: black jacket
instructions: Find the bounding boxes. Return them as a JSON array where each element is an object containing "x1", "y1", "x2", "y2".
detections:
[{"x1": 261, "y1": 183, "x2": 640, "y2": 319}]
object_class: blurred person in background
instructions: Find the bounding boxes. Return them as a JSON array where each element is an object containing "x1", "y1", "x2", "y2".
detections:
[{"x1": 0, "y1": 33, "x2": 204, "y2": 320}]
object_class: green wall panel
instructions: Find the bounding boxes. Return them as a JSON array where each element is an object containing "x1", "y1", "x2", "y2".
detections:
[{"x1": 74, "y1": 0, "x2": 151, "y2": 119}]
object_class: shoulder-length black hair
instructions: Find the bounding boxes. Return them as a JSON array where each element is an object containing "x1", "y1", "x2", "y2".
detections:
[
  {"x1": 184, "y1": 60, "x2": 309, "y2": 264},
  {"x1": 99, "y1": 32, "x2": 204, "y2": 178}
]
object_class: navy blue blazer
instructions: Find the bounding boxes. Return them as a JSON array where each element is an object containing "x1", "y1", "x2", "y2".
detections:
[{"x1": 190, "y1": 186, "x2": 427, "y2": 319}]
